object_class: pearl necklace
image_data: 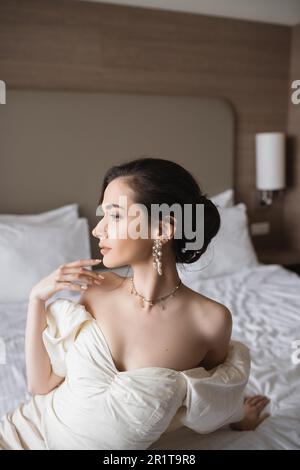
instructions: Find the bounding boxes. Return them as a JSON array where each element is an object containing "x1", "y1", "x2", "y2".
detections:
[{"x1": 130, "y1": 277, "x2": 182, "y2": 310}]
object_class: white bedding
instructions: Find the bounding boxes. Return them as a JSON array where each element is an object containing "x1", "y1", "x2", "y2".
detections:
[{"x1": 1, "y1": 263, "x2": 300, "y2": 449}]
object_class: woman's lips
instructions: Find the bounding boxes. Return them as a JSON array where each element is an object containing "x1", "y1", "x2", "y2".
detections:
[{"x1": 100, "y1": 247, "x2": 111, "y2": 254}]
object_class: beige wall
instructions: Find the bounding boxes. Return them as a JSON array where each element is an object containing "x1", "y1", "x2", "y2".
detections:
[{"x1": 0, "y1": 0, "x2": 293, "y2": 250}]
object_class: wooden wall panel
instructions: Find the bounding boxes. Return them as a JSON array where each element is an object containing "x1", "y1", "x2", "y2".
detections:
[
  {"x1": 0, "y1": 0, "x2": 292, "y2": 250},
  {"x1": 286, "y1": 24, "x2": 300, "y2": 251}
]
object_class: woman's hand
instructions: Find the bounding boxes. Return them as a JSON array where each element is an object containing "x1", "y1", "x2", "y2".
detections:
[{"x1": 29, "y1": 259, "x2": 105, "y2": 302}]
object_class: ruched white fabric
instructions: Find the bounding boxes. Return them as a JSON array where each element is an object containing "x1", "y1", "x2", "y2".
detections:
[{"x1": 0, "y1": 298, "x2": 251, "y2": 450}]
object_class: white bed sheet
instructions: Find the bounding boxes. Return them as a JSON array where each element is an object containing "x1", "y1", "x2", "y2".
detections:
[{"x1": 0, "y1": 264, "x2": 299, "y2": 449}]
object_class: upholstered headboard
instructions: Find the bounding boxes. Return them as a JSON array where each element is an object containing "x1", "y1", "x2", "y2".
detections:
[{"x1": 1, "y1": 90, "x2": 234, "y2": 259}]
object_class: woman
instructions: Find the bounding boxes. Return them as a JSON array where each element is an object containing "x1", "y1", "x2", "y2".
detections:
[{"x1": 0, "y1": 157, "x2": 270, "y2": 449}]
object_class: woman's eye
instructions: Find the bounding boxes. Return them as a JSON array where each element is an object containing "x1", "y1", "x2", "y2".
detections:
[{"x1": 110, "y1": 214, "x2": 121, "y2": 220}]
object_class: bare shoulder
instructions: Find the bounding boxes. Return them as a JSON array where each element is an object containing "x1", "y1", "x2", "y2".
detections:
[
  {"x1": 204, "y1": 297, "x2": 232, "y2": 334},
  {"x1": 187, "y1": 287, "x2": 232, "y2": 340},
  {"x1": 78, "y1": 271, "x2": 126, "y2": 317},
  {"x1": 186, "y1": 289, "x2": 233, "y2": 369}
]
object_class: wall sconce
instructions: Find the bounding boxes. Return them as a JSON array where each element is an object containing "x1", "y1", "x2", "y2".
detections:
[{"x1": 255, "y1": 132, "x2": 286, "y2": 206}]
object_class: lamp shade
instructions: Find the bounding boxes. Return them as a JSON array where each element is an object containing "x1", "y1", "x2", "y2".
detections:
[{"x1": 255, "y1": 132, "x2": 285, "y2": 190}]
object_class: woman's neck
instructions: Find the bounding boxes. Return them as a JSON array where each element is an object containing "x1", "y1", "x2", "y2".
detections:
[{"x1": 129, "y1": 250, "x2": 182, "y2": 311}]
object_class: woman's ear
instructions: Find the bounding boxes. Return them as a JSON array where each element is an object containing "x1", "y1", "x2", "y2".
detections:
[{"x1": 161, "y1": 215, "x2": 176, "y2": 243}]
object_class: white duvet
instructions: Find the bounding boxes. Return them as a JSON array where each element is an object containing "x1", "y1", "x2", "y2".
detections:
[{"x1": 0, "y1": 263, "x2": 300, "y2": 449}]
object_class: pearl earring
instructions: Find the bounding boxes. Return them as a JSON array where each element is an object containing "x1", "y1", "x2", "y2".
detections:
[{"x1": 152, "y1": 239, "x2": 163, "y2": 275}]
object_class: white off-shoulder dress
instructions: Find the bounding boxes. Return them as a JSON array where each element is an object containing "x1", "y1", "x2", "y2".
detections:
[{"x1": 0, "y1": 298, "x2": 251, "y2": 450}]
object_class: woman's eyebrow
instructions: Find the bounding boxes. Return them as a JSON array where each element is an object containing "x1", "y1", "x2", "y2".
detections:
[{"x1": 99, "y1": 203, "x2": 124, "y2": 210}]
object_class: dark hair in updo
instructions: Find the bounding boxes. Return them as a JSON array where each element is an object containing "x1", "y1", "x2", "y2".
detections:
[{"x1": 99, "y1": 157, "x2": 220, "y2": 265}]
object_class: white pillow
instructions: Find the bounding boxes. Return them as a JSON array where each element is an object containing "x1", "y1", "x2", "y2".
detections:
[
  {"x1": 0, "y1": 204, "x2": 78, "y2": 226},
  {"x1": 0, "y1": 218, "x2": 91, "y2": 303},
  {"x1": 177, "y1": 203, "x2": 258, "y2": 280},
  {"x1": 210, "y1": 189, "x2": 234, "y2": 209}
]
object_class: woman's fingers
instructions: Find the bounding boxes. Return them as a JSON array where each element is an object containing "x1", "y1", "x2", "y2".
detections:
[
  {"x1": 56, "y1": 260, "x2": 105, "y2": 286},
  {"x1": 59, "y1": 266, "x2": 105, "y2": 281},
  {"x1": 55, "y1": 282, "x2": 84, "y2": 291},
  {"x1": 58, "y1": 273, "x2": 102, "y2": 285},
  {"x1": 63, "y1": 259, "x2": 102, "y2": 268},
  {"x1": 30, "y1": 261, "x2": 103, "y2": 302}
]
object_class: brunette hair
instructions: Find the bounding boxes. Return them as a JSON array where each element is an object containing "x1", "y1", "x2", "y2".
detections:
[{"x1": 98, "y1": 157, "x2": 220, "y2": 265}]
